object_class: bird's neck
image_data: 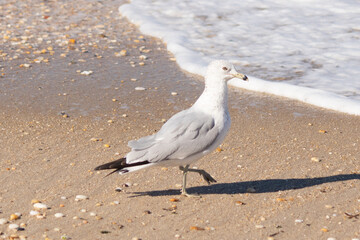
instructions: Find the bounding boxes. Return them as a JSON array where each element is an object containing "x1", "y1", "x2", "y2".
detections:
[{"x1": 193, "y1": 77, "x2": 229, "y2": 113}]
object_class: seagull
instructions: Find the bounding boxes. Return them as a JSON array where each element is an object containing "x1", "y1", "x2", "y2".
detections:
[{"x1": 94, "y1": 60, "x2": 248, "y2": 196}]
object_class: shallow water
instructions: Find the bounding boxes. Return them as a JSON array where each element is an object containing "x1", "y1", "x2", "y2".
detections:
[{"x1": 120, "y1": 0, "x2": 360, "y2": 115}]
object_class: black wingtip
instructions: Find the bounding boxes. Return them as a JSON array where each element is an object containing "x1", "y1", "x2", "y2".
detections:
[
  {"x1": 94, "y1": 166, "x2": 101, "y2": 171},
  {"x1": 103, "y1": 169, "x2": 120, "y2": 178},
  {"x1": 94, "y1": 165, "x2": 105, "y2": 171},
  {"x1": 94, "y1": 158, "x2": 151, "y2": 177},
  {"x1": 94, "y1": 157, "x2": 127, "y2": 171}
]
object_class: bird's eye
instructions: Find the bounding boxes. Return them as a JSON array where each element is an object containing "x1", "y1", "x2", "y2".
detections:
[{"x1": 222, "y1": 67, "x2": 228, "y2": 71}]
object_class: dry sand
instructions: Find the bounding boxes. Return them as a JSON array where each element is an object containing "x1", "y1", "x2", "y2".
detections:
[{"x1": 1, "y1": 1, "x2": 360, "y2": 240}]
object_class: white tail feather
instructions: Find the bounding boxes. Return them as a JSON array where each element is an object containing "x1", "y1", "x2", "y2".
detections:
[{"x1": 118, "y1": 163, "x2": 154, "y2": 175}]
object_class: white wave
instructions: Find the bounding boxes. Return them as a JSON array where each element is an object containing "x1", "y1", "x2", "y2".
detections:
[{"x1": 119, "y1": 1, "x2": 360, "y2": 115}]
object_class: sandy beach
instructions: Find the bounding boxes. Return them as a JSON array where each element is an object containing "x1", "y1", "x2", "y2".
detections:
[{"x1": 1, "y1": 1, "x2": 360, "y2": 239}]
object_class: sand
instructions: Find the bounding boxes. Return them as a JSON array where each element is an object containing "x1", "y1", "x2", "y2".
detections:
[{"x1": 1, "y1": 1, "x2": 360, "y2": 239}]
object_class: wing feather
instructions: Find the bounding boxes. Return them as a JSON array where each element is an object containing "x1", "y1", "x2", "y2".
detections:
[
  {"x1": 126, "y1": 109, "x2": 219, "y2": 164},
  {"x1": 128, "y1": 135, "x2": 156, "y2": 150}
]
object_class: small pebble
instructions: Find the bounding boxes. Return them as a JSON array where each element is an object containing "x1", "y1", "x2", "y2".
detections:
[
  {"x1": 119, "y1": 50, "x2": 127, "y2": 56},
  {"x1": 171, "y1": 92, "x2": 178, "y2": 96},
  {"x1": 36, "y1": 214, "x2": 45, "y2": 219},
  {"x1": 135, "y1": 87, "x2": 146, "y2": 91},
  {"x1": 8, "y1": 224, "x2": 19, "y2": 230},
  {"x1": 89, "y1": 212, "x2": 97, "y2": 216},
  {"x1": 215, "y1": 147, "x2": 223, "y2": 152},
  {"x1": 29, "y1": 210, "x2": 39, "y2": 216},
  {"x1": 54, "y1": 213, "x2": 65, "y2": 218},
  {"x1": 189, "y1": 226, "x2": 204, "y2": 231},
  {"x1": 80, "y1": 70, "x2": 93, "y2": 75},
  {"x1": 61, "y1": 235, "x2": 70, "y2": 240},
  {"x1": 235, "y1": 201, "x2": 245, "y2": 206},
  {"x1": 139, "y1": 55, "x2": 147, "y2": 60},
  {"x1": 61, "y1": 196, "x2": 67, "y2": 200},
  {"x1": 327, "y1": 238, "x2": 336, "y2": 240},
  {"x1": 31, "y1": 199, "x2": 40, "y2": 204},
  {"x1": 0, "y1": 218, "x2": 8, "y2": 225},
  {"x1": 9, "y1": 234, "x2": 20, "y2": 240},
  {"x1": 311, "y1": 157, "x2": 321, "y2": 162},
  {"x1": 295, "y1": 219, "x2": 304, "y2": 223},
  {"x1": 80, "y1": 209, "x2": 87, "y2": 213},
  {"x1": 255, "y1": 224, "x2": 265, "y2": 229},
  {"x1": 75, "y1": 195, "x2": 88, "y2": 201},
  {"x1": 33, "y1": 203, "x2": 48, "y2": 210},
  {"x1": 9, "y1": 214, "x2": 20, "y2": 221}
]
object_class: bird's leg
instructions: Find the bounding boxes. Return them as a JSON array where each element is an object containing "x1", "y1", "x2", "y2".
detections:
[
  {"x1": 186, "y1": 168, "x2": 217, "y2": 184},
  {"x1": 180, "y1": 165, "x2": 189, "y2": 195},
  {"x1": 179, "y1": 165, "x2": 200, "y2": 197}
]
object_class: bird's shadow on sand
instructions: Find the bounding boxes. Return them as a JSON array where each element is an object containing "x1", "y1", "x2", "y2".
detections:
[{"x1": 129, "y1": 174, "x2": 360, "y2": 197}]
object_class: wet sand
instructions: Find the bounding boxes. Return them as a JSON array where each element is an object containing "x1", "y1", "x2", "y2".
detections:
[{"x1": 1, "y1": 1, "x2": 360, "y2": 239}]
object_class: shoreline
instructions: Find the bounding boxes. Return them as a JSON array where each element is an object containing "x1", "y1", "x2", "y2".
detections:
[
  {"x1": 1, "y1": 1, "x2": 360, "y2": 239},
  {"x1": 119, "y1": 1, "x2": 360, "y2": 116}
]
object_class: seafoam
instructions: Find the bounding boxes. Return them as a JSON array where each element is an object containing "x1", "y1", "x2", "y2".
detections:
[{"x1": 119, "y1": 0, "x2": 360, "y2": 115}]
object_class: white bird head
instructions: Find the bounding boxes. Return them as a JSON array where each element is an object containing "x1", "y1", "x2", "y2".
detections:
[{"x1": 206, "y1": 60, "x2": 248, "y2": 82}]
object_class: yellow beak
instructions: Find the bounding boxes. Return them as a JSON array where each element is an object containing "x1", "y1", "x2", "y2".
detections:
[{"x1": 232, "y1": 72, "x2": 248, "y2": 81}]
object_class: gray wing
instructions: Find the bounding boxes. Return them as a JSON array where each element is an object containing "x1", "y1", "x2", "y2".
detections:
[{"x1": 126, "y1": 109, "x2": 220, "y2": 164}]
